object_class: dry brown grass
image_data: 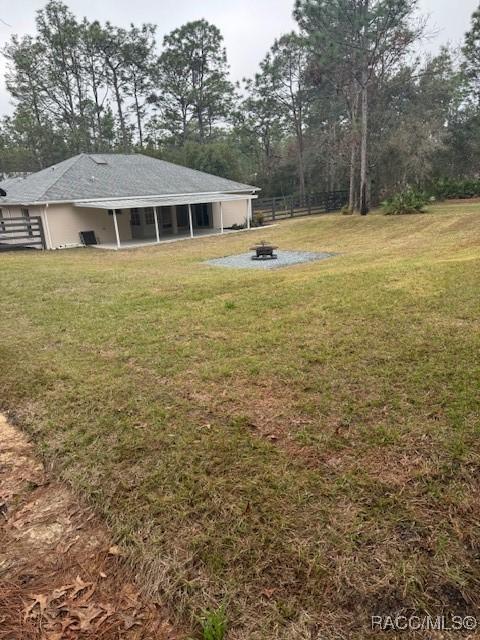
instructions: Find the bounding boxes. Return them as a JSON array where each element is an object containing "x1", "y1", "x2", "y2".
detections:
[{"x1": 0, "y1": 204, "x2": 479, "y2": 638}]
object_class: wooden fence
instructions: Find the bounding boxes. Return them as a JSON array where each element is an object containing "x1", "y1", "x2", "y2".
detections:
[
  {"x1": 253, "y1": 191, "x2": 348, "y2": 222},
  {"x1": 0, "y1": 216, "x2": 46, "y2": 250}
]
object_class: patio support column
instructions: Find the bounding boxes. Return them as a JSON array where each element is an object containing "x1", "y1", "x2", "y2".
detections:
[
  {"x1": 220, "y1": 202, "x2": 224, "y2": 234},
  {"x1": 112, "y1": 209, "x2": 121, "y2": 249},
  {"x1": 247, "y1": 198, "x2": 252, "y2": 229},
  {"x1": 171, "y1": 206, "x2": 178, "y2": 235},
  {"x1": 188, "y1": 203, "x2": 194, "y2": 238},
  {"x1": 154, "y1": 206, "x2": 160, "y2": 243}
]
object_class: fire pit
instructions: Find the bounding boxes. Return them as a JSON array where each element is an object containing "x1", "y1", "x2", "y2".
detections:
[{"x1": 250, "y1": 240, "x2": 278, "y2": 260}]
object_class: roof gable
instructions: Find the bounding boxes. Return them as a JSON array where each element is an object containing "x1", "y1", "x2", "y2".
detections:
[{"x1": 0, "y1": 153, "x2": 257, "y2": 205}]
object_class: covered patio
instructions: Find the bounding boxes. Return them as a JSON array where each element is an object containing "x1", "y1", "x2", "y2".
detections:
[
  {"x1": 75, "y1": 192, "x2": 256, "y2": 250},
  {"x1": 91, "y1": 227, "x2": 245, "y2": 250}
]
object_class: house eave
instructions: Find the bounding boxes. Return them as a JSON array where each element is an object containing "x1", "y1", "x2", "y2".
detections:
[
  {"x1": 0, "y1": 187, "x2": 260, "y2": 208},
  {"x1": 74, "y1": 192, "x2": 258, "y2": 211}
]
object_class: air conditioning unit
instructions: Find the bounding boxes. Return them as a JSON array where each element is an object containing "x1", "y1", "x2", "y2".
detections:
[{"x1": 79, "y1": 230, "x2": 97, "y2": 245}]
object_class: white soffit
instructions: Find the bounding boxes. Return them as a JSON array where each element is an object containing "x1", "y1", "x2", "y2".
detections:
[{"x1": 74, "y1": 192, "x2": 255, "y2": 210}]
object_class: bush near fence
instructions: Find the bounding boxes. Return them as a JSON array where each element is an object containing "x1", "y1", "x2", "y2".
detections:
[{"x1": 428, "y1": 178, "x2": 480, "y2": 200}]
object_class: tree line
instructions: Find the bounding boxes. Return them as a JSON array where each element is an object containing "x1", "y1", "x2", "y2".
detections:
[{"x1": 2, "y1": 0, "x2": 480, "y2": 213}]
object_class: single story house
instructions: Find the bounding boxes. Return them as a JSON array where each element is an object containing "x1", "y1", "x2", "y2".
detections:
[{"x1": 0, "y1": 153, "x2": 259, "y2": 250}]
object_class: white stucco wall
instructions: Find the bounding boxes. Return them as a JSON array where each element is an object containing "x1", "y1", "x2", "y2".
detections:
[
  {"x1": 212, "y1": 199, "x2": 249, "y2": 229},
  {"x1": 44, "y1": 204, "x2": 132, "y2": 249},
  {"x1": 1, "y1": 202, "x2": 133, "y2": 249}
]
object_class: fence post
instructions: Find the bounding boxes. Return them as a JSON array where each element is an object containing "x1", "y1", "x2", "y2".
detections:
[
  {"x1": 308, "y1": 195, "x2": 312, "y2": 215},
  {"x1": 272, "y1": 198, "x2": 276, "y2": 221}
]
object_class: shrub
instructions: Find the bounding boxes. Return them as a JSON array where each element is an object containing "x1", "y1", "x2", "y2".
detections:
[
  {"x1": 429, "y1": 178, "x2": 480, "y2": 200},
  {"x1": 382, "y1": 189, "x2": 428, "y2": 215},
  {"x1": 254, "y1": 211, "x2": 265, "y2": 226}
]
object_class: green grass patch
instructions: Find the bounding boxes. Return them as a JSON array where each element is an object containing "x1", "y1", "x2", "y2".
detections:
[{"x1": 1, "y1": 204, "x2": 479, "y2": 638}]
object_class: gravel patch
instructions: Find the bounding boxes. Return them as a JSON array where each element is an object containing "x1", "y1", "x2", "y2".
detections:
[{"x1": 206, "y1": 250, "x2": 337, "y2": 270}]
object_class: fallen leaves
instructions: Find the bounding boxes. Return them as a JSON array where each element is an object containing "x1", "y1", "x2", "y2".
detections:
[
  {"x1": 69, "y1": 575, "x2": 94, "y2": 600},
  {"x1": 18, "y1": 575, "x2": 158, "y2": 637},
  {"x1": 108, "y1": 544, "x2": 124, "y2": 556},
  {"x1": 22, "y1": 575, "x2": 115, "y2": 635},
  {"x1": 119, "y1": 611, "x2": 141, "y2": 630},
  {"x1": 23, "y1": 593, "x2": 48, "y2": 621},
  {"x1": 68, "y1": 602, "x2": 113, "y2": 631},
  {"x1": 1, "y1": 415, "x2": 176, "y2": 640}
]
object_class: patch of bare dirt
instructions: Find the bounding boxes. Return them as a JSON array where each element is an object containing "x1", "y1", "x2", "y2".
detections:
[{"x1": 0, "y1": 413, "x2": 178, "y2": 639}]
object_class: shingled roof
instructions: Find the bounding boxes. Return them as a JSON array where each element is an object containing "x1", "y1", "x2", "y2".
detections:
[{"x1": 0, "y1": 153, "x2": 258, "y2": 205}]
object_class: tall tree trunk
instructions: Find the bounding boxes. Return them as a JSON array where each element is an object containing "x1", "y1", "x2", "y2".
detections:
[
  {"x1": 347, "y1": 84, "x2": 360, "y2": 212},
  {"x1": 28, "y1": 78, "x2": 45, "y2": 168},
  {"x1": 197, "y1": 106, "x2": 205, "y2": 141},
  {"x1": 132, "y1": 76, "x2": 143, "y2": 147},
  {"x1": 73, "y1": 64, "x2": 88, "y2": 151},
  {"x1": 109, "y1": 65, "x2": 128, "y2": 150},
  {"x1": 181, "y1": 102, "x2": 188, "y2": 144},
  {"x1": 349, "y1": 136, "x2": 357, "y2": 212},
  {"x1": 330, "y1": 121, "x2": 337, "y2": 191},
  {"x1": 298, "y1": 152, "x2": 306, "y2": 205},
  {"x1": 359, "y1": 77, "x2": 369, "y2": 215},
  {"x1": 359, "y1": 0, "x2": 369, "y2": 215},
  {"x1": 135, "y1": 99, "x2": 143, "y2": 147},
  {"x1": 90, "y1": 72, "x2": 103, "y2": 149},
  {"x1": 297, "y1": 124, "x2": 306, "y2": 205}
]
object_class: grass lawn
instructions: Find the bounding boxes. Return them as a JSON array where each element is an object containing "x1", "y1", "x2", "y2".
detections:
[{"x1": 1, "y1": 203, "x2": 479, "y2": 639}]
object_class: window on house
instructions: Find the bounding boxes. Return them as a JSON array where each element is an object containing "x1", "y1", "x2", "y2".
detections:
[
  {"x1": 195, "y1": 203, "x2": 210, "y2": 227},
  {"x1": 144, "y1": 208, "x2": 155, "y2": 225},
  {"x1": 130, "y1": 209, "x2": 141, "y2": 226},
  {"x1": 177, "y1": 205, "x2": 188, "y2": 227},
  {"x1": 0, "y1": 208, "x2": 4, "y2": 233},
  {"x1": 21, "y1": 207, "x2": 33, "y2": 237},
  {"x1": 161, "y1": 207, "x2": 172, "y2": 228}
]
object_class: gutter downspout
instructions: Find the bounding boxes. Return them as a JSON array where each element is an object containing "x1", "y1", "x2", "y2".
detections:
[{"x1": 43, "y1": 203, "x2": 53, "y2": 249}]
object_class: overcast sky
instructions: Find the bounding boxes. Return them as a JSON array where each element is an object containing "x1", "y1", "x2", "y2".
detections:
[{"x1": 0, "y1": 0, "x2": 478, "y2": 115}]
